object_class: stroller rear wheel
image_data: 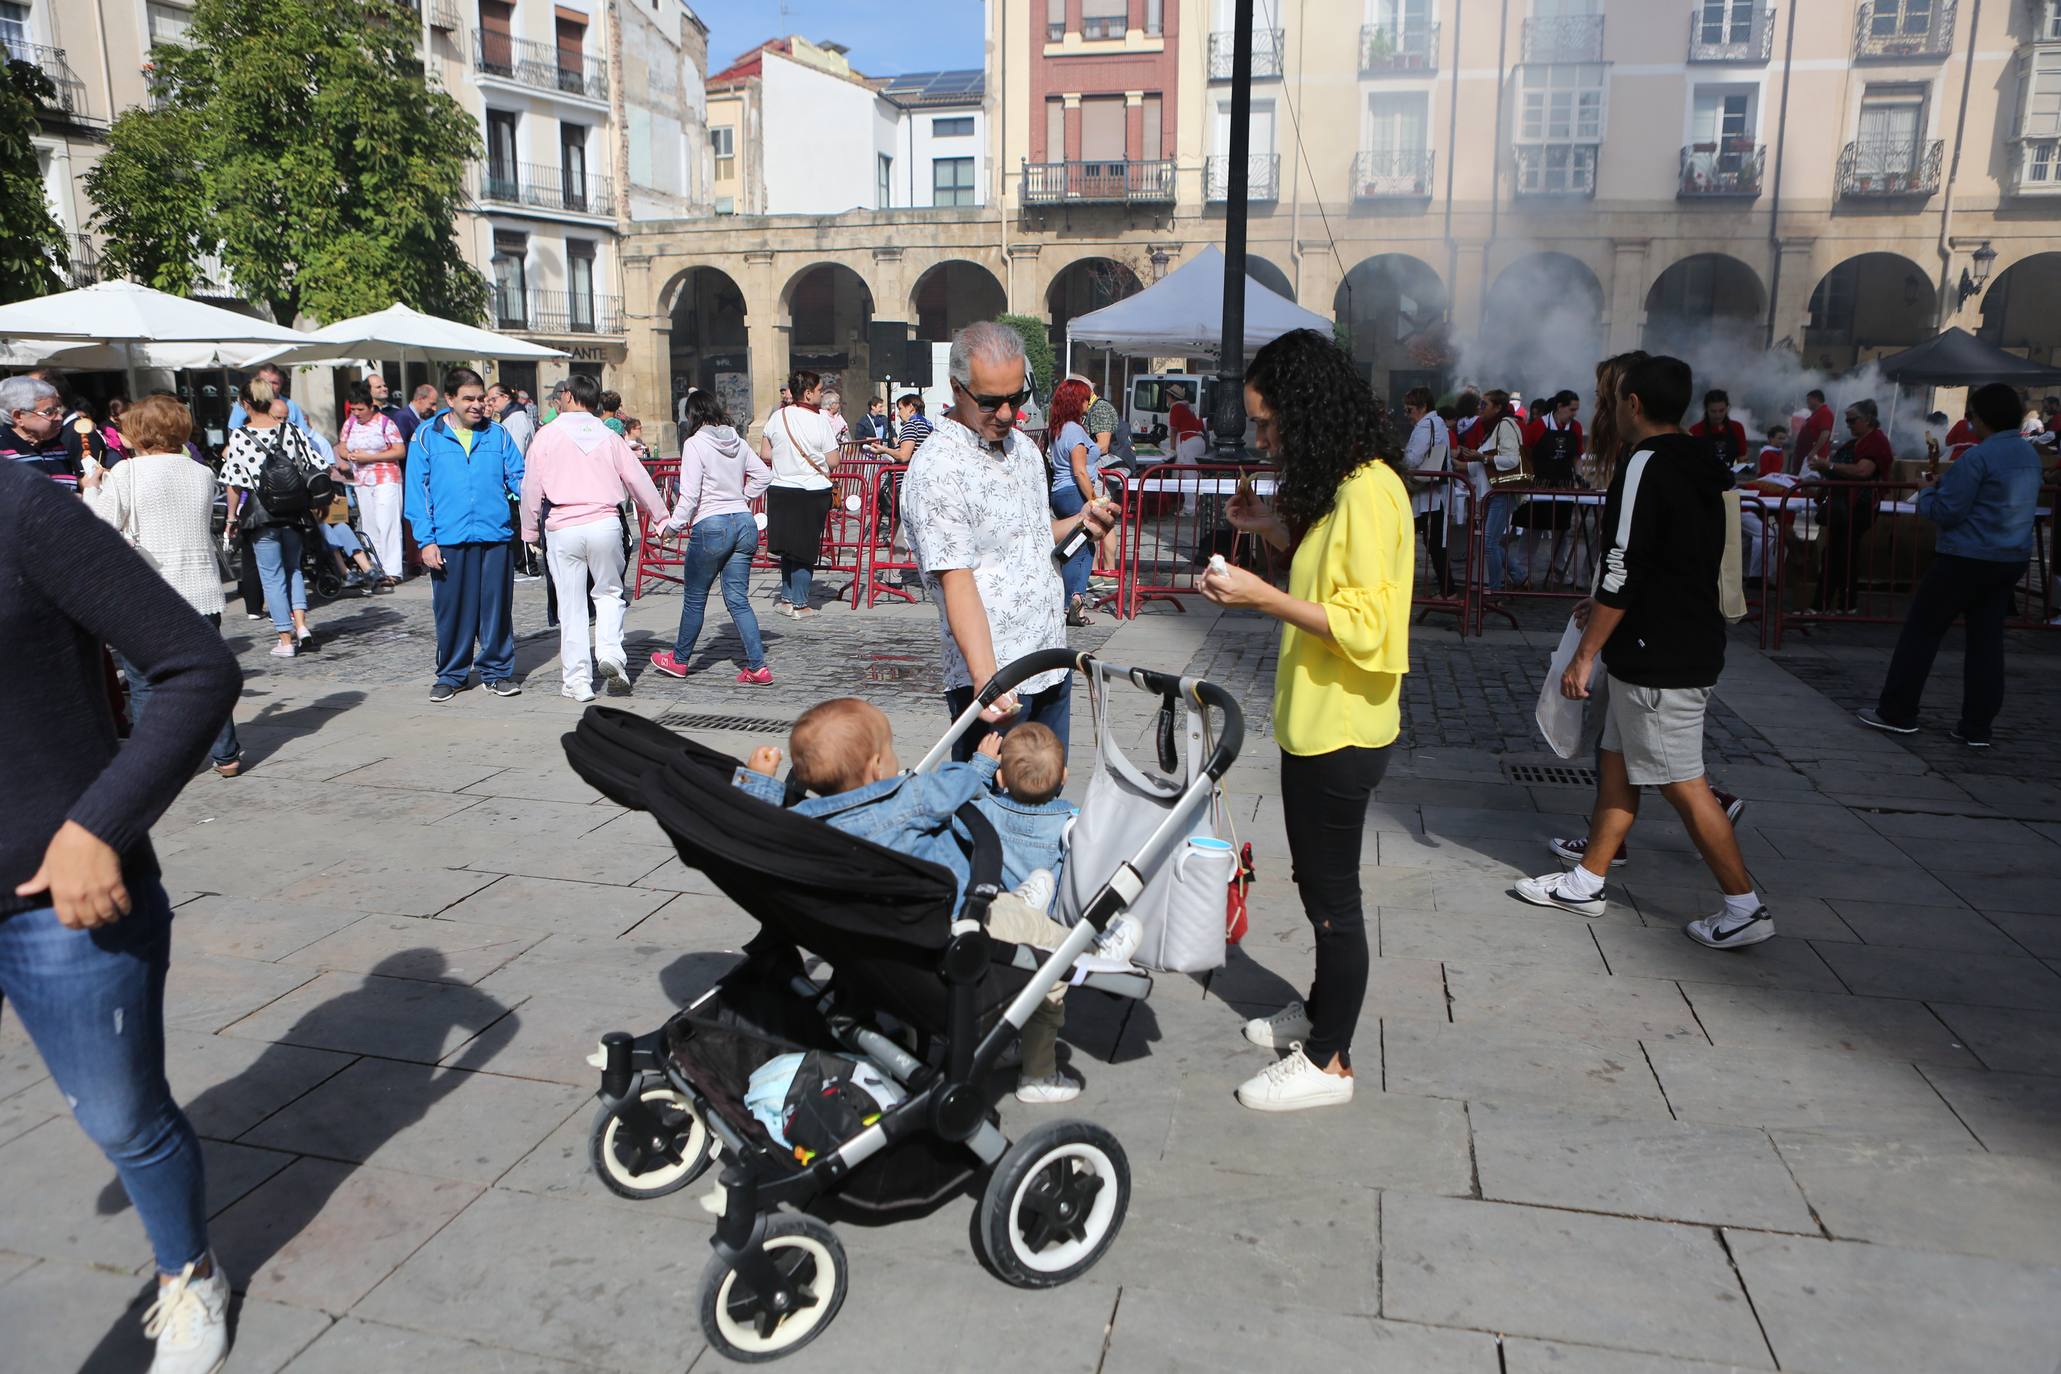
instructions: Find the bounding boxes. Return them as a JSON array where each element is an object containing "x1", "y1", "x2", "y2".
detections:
[
  {"x1": 588, "y1": 1081, "x2": 713, "y2": 1199},
  {"x1": 977, "y1": 1119, "x2": 1130, "y2": 1288},
  {"x1": 699, "y1": 1214, "x2": 848, "y2": 1362}
]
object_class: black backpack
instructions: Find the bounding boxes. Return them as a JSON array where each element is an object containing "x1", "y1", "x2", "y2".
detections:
[{"x1": 253, "y1": 427, "x2": 332, "y2": 518}]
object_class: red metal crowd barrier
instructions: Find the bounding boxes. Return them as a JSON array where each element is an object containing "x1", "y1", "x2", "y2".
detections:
[
  {"x1": 1405, "y1": 470, "x2": 1475, "y2": 635},
  {"x1": 859, "y1": 462, "x2": 919, "y2": 607},
  {"x1": 1119, "y1": 462, "x2": 1277, "y2": 616},
  {"x1": 630, "y1": 459, "x2": 684, "y2": 600}
]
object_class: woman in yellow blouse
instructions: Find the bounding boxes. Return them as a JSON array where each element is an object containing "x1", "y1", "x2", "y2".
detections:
[{"x1": 1201, "y1": 328, "x2": 1414, "y2": 1113}]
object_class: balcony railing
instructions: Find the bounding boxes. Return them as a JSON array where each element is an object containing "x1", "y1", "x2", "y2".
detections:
[
  {"x1": 1359, "y1": 21, "x2": 1440, "y2": 75},
  {"x1": 1352, "y1": 148, "x2": 1437, "y2": 198},
  {"x1": 1205, "y1": 153, "x2": 1281, "y2": 202},
  {"x1": 491, "y1": 285, "x2": 623, "y2": 336},
  {"x1": 1687, "y1": 7, "x2": 1774, "y2": 61},
  {"x1": 1020, "y1": 159, "x2": 1176, "y2": 205},
  {"x1": 1853, "y1": 0, "x2": 1956, "y2": 60},
  {"x1": 2010, "y1": 136, "x2": 2061, "y2": 193},
  {"x1": 1208, "y1": 28, "x2": 1286, "y2": 79},
  {"x1": 1521, "y1": 14, "x2": 1605, "y2": 62},
  {"x1": 66, "y1": 232, "x2": 99, "y2": 289},
  {"x1": 1513, "y1": 142, "x2": 1600, "y2": 197},
  {"x1": 473, "y1": 31, "x2": 608, "y2": 102},
  {"x1": 1679, "y1": 142, "x2": 1766, "y2": 196},
  {"x1": 1836, "y1": 137, "x2": 1944, "y2": 196},
  {"x1": 476, "y1": 161, "x2": 616, "y2": 216},
  {"x1": 6, "y1": 43, "x2": 93, "y2": 122}
]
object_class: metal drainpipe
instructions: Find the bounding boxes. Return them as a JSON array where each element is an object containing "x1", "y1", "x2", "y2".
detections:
[
  {"x1": 1933, "y1": 0, "x2": 1984, "y2": 331},
  {"x1": 998, "y1": 2, "x2": 1012, "y2": 308},
  {"x1": 608, "y1": 0, "x2": 631, "y2": 240},
  {"x1": 1481, "y1": 0, "x2": 1509, "y2": 337},
  {"x1": 1443, "y1": 0, "x2": 1463, "y2": 318},
  {"x1": 1288, "y1": 0, "x2": 1304, "y2": 303},
  {"x1": 1763, "y1": 0, "x2": 1798, "y2": 348}
]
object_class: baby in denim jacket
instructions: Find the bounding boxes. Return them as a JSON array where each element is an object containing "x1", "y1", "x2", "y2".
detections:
[{"x1": 736, "y1": 699, "x2": 1138, "y2": 1104}]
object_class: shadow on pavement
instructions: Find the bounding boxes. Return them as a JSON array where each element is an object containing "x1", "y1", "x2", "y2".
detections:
[{"x1": 233, "y1": 689, "x2": 367, "y2": 768}]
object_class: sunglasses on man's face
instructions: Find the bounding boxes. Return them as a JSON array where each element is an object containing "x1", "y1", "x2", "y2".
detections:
[{"x1": 952, "y1": 378, "x2": 1031, "y2": 414}]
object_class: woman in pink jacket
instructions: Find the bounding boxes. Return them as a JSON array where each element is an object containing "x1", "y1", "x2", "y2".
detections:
[
  {"x1": 647, "y1": 389, "x2": 775, "y2": 684},
  {"x1": 517, "y1": 374, "x2": 669, "y2": 702}
]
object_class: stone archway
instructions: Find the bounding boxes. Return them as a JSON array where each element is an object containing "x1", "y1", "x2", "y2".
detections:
[
  {"x1": 1246, "y1": 255, "x2": 1294, "y2": 303},
  {"x1": 1047, "y1": 255, "x2": 1146, "y2": 395},
  {"x1": 1980, "y1": 251, "x2": 2061, "y2": 369},
  {"x1": 665, "y1": 264, "x2": 751, "y2": 426},
  {"x1": 1480, "y1": 252, "x2": 1605, "y2": 399},
  {"x1": 1643, "y1": 253, "x2": 1767, "y2": 361},
  {"x1": 1803, "y1": 252, "x2": 1935, "y2": 373},
  {"x1": 910, "y1": 259, "x2": 1008, "y2": 342},
  {"x1": 1333, "y1": 252, "x2": 1449, "y2": 410},
  {"x1": 782, "y1": 262, "x2": 875, "y2": 397}
]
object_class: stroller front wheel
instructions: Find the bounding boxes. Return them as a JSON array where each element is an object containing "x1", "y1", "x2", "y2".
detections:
[
  {"x1": 588, "y1": 1082, "x2": 713, "y2": 1199},
  {"x1": 977, "y1": 1119, "x2": 1130, "y2": 1288},
  {"x1": 699, "y1": 1214, "x2": 848, "y2": 1362}
]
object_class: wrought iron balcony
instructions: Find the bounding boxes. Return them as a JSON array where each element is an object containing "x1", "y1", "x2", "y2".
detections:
[
  {"x1": 1512, "y1": 142, "x2": 1599, "y2": 197},
  {"x1": 1687, "y1": 7, "x2": 1774, "y2": 61},
  {"x1": 1359, "y1": 20, "x2": 1440, "y2": 75},
  {"x1": 1853, "y1": 0, "x2": 1956, "y2": 60},
  {"x1": 2009, "y1": 136, "x2": 2061, "y2": 194},
  {"x1": 1208, "y1": 29, "x2": 1285, "y2": 80},
  {"x1": 491, "y1": 285, "x2": 623, "y2": 336},
  {"x1": 1679, "y1": 142, "x2": 1765, "y2": 197},
  {"x1": 67, "y1": 232, "x2": 99, "y2": 289},
  {"x1": 1836, "y1": 137, "x2": 1943, "y2": 196},
  {"x1": 1521, "y1": 14, "x2": 1604, "y2": 62},
  {"x1": 472, "y1": 31, "x2": 608, "y2": 102},
  {"x1": 1352, "y1": 148, "x2": 1436, "y2": 199},
  {"x1": 1205, "y1": 153, "x2": 1281, "y2": 203},
  {"x1": 1020, "y1": 159, "x2": 1175, "y2": 206},
  {"x1": 6, "y1": 43, "x2": 93, "y2": 122},
  {"x1": 476, "y1": 161, "x2": 616, "y2": 217}
]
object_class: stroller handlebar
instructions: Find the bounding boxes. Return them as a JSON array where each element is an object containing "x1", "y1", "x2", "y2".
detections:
[{"x1": 920, "y1": 650, "x2": 1244, "y2": 782}]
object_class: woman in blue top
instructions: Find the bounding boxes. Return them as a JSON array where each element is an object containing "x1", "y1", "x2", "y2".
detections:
[{"x1": 1046, "y1": 378, "x2": 1101, "y2": 626}]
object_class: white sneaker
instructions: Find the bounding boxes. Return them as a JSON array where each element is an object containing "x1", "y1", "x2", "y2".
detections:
[
  {"x1": 1684, "y1": 906, "x2": 1776, "y2": 950},
  {"x1": 1242, "y1": 1001, "x2": 1313, "y2": 1049},
  {"x1": 1093, "y1": 914, "x2": 1143, "y2": 964},
  {"x1": 1235, "y1": 1043, "x2": 1354, "y2": 1113},
  {"x1": 1015, "y1": 1071, "x2": 1083, "y2": 1104},
  {"x1": 145, "y1": 1253, "x2": 230, "y2": 1374},
  {"x1": 267, "y1": 642, "x2": 295, "y2": 659},
  {"x1": 562, "y1": 683, "x2": 595, "y2": 703},
  {"x1": 1012, "y1": 868, "x2": 1056, "y2": 914},
  {"x1": 598, "y1": 657, "x2": 631, "y2": 694},
  {"x1": 1513, "y1": 870, "x2": 1608, "y2": 918}
]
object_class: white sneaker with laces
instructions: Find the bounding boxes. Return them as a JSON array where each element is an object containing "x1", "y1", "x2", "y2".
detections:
[
  {"x1": 1093, "y1": 914, "x2": 1143, "y2": 964},
  {"x1": 1012, "y1": 868, "x2": 1056, "y2": 914},
  {"x1": 1235, "y1": 1043, "x2": 1354, "y2": 1112},
  {"x1": 145, "y1": 1253, "x2": 230, "y2": 1374},
  {"x1": 598, "y1": 657, "x2": 631, "y2": 693},
  {"x1": 1513, "y1": 870, "x2": 1608, "y2": 918},
  {"x1": 562, "y1": 683, "x2": 595, "y2": 702},
  {"x1": 1242, "y1": 1001, "x2": 1313, "y2": 1049},
  {"x1": 1684, "y1": 906, "x2": 1776, "y2": 949},
  {"x1": 1015, "y1": 1071, "x2": 1083, "y2": 1104}
]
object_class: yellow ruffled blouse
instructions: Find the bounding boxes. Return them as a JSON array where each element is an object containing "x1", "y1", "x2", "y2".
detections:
[{"x1": 1271, "y1": 460, "x2": 1414, "y2": 756}]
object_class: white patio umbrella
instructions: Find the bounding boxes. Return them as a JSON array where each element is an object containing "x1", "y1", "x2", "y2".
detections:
[
  {"x1": 247, "y1": 302, "x2": 568, "y2": 368},
  {"x1": 0, "y1": 280, "x2": 319, "y2": 392}
]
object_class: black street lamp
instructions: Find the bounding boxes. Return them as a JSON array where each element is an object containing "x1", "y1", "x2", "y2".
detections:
[
  {"x1": 1211, "y1": 0, "x2": 1255, "y2": 459},
  {"x1": 1956, "y1": 240, "x2": 1998, "y2": 308}
]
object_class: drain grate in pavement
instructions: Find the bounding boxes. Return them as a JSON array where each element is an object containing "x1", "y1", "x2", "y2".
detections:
[
  {"x1": 1504, "y1": 762, "x2": 1599, "y2": 787},
  {"x1": 654, "y1": 710, "x2": 796, "y2": 734}
]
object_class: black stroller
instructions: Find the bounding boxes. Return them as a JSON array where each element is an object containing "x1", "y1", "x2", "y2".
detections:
[{"x1": 563, "y1": 649, "x2": 1241, "y2": 1362}]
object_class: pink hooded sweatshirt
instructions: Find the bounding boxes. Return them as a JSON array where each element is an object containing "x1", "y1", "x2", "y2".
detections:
[{"x1": 518, "y1": 410, "x2": 667, "y2": 542}]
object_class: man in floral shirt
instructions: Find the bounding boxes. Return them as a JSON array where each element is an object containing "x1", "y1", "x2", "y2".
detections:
[{"x1": 903, "y1": 322, "x2": 1115, "y2": 759}]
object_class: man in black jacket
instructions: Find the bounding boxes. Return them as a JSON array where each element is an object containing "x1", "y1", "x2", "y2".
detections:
[{"x1": 1513, "y1": 355, "x2": 1772, "y2": 950}]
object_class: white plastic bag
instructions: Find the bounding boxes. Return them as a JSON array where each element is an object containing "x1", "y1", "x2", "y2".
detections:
[{"x1": 1537, "y1": 614, "x2": 1602, "y2": 759}]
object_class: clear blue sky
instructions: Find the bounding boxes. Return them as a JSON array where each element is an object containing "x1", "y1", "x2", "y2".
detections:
[{"x1": 693, "y1": 0, "x2": 983, "y2": 79}]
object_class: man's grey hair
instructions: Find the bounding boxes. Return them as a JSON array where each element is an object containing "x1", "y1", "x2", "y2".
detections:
[
  {"x1": 0, "y1": 374, "x2": 58, "y2": 417},
  {"x1": 948, "y1": 320, "x2": 1027, "y2": 388}
]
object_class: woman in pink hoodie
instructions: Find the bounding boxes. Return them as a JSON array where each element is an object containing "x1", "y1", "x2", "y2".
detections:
[
  {"x1": 646, "y1": 390, "x2": 775, "y2": 684},
  {"x1": 517, "y1": 374, "x2": 669, "y2": 702}
]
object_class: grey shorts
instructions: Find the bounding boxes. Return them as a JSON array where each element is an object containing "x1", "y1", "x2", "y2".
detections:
[{"x1": 1598, "y1": 675, "x2": 1711, "y2": 786}]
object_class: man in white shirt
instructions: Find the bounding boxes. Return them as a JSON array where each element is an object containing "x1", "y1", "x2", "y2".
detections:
[{"x1": 902, "y1": 322, "x2": 1116, "y2": 758}]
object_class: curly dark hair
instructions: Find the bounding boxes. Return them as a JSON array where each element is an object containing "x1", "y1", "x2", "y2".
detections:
[{"x1": 1243, "y1": 329, "x2": 1400, "y2": 536}]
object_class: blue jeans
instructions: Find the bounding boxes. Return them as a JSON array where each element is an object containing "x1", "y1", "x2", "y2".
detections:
[
  {"x1": 430, "y1": 540, "x2": 516, "y2": 686},
  {"x1": 118, "y1": 613, "x2": 240, "y2": 764},
  {"x1": 945, "y1": 672, "x2": 1073, "y2": 762},
  {"x1": 674, "y1": 512, "x2": 767, "y2": 670},
  {"x1": 0, "y1": 883, "x2": 208, "y2": 1273},
  {"x1": 778, "y1": 558, "x2": 811, "y2": 608},
  {"x1": 252, "y1": 524, "x2": 306, "y2": 633},
  {"x1": 1482, "y1": 492, "x2": 1516, "y2": 591},
  {"x1": 1049, "y1": 484, "x2": 1092, "y2": 607}
]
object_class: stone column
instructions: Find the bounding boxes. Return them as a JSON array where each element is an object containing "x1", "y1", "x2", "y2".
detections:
[
  {"x1": 1606, "y1": 239, "x2": 1649, "y2": 355},
  {"x1": 1006, "y1": 241, "x2": 1043, "y2": 315},
  {"x1": 743, "y1": 249, "x2": 784, "y2": 425},
  {"x1": 1766, "y1": 238, "x2": 1818, "y2": 351}
]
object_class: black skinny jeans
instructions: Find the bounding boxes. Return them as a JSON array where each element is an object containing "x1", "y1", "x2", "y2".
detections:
[
  {"x1": 1876, "y1": 553, "x2": 2026, "y2": 738},
  {"x1": 1416, "y1": 511, "x2": 1452, "y2": 596},
  {"x1": 1280, "y1": 744, "x2": 1393, "y2": 1069}
]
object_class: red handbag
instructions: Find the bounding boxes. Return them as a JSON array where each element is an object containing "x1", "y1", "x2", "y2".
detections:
[{"x1": 1225, "y1": 842, "x2": 1255, "y2": 945}]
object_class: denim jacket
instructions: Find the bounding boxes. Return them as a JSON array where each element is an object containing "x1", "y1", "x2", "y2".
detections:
[
  {"x1": 972, "y1": 792, "x2": 1077, "y2": 892},
  {"x1": 733, "y1": 755, "x2": 1002, "y2": 900}
]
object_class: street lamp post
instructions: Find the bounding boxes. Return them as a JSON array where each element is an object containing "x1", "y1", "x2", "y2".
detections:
[{"x1": 1211, "y1": 0, "x2": 1255, "y2": 459}]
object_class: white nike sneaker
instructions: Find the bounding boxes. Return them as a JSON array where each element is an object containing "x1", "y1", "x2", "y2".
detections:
[
  {"x1": 1012, "y1": 868, "x2": 1056, "y2": 915},
  {"x1": 1015, "y1": 1070, "x2": 1083, "y2": 1104},
  {"x1": 1093, "y1": 914, "x2": 1143, "y2": 964},
  {"x1": 1513, "y1": 870, "x2": 1608, "y2": 918},
  {"x1": 146, "y1": 1253, "x2": 230, "y2": 1374},
  {"x1": 1242, "y1": 1001, "x2": 1313, "y2": 1049},
  {"x1": 1235, "y1": 1043, "x2": 1354, "y2": 1113},
  {"x1": 1684, "y1": 906, "x2": 1776, "y2": 950}
]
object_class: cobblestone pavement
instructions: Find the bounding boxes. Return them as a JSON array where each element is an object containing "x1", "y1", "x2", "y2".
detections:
[{"x1": 5, "y1": 585, "x2": 2061, "y2": 1373}]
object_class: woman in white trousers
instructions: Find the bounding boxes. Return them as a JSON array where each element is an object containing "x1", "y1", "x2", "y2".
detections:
[{"x1": 337, "y1": 381, "x2": 407, "y2": 584}]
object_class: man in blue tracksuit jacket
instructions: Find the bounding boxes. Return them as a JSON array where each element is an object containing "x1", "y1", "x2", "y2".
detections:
[{"x1": 402, "y1": 367, "x2": 527, "y2": 702}]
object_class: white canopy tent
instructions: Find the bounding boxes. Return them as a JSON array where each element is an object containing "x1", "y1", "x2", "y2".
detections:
[
  {"x1": 1063, "y1": 245, "x2": 1332, "y2": 368},
  {"x1": 0, "y1": 280, "x2": 320, "y2": 392},
  {"x1": 249, "y1": 303, "x2": 569, "y2": 368}
]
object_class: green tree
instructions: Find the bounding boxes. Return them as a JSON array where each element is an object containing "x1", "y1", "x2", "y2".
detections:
[
  {"x1": 0, "y1": 60, "x2": 70, "y2": 302},
  {"x1": 87, "y1": 0, "x2": 484, "y2": 326},
  {"x1": 996, "y1": 313, "x2": 1057, "y2": 398}
]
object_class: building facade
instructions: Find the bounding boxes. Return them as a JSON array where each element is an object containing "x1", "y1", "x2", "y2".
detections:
[{"x1": 620, "y1": 0, "x2": 2061, "y2": 432}]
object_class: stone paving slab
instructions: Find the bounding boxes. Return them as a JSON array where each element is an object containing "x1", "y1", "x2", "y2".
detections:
[
  {"x1": 1099, "y1": 1289, "x2": 1499, "y2": 1373},
  {"x1": 1647, "y1": 1041, "x2": 1981, "y2": 1144},
  {"x1": 280, "y1": 1319, "x2": 597, "y2": 1374},
  {"x1": 0, "y1": 1256, "x2": 330, "y2": 1374}
]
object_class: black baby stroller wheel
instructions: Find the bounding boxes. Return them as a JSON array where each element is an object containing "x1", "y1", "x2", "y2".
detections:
[
  {"x1": 312, "y1": 568, "x2": 344, "y2": 601},
  {"x1": 699, "y1": 1214, "x2": 849, "y2": 1362},
  {"x1": 977, "y1": 1119, "x2": 1130, "y2": 1288},
  {"x1": 588, "y1": 1080, "x2": 713, "y2": 1199}
]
